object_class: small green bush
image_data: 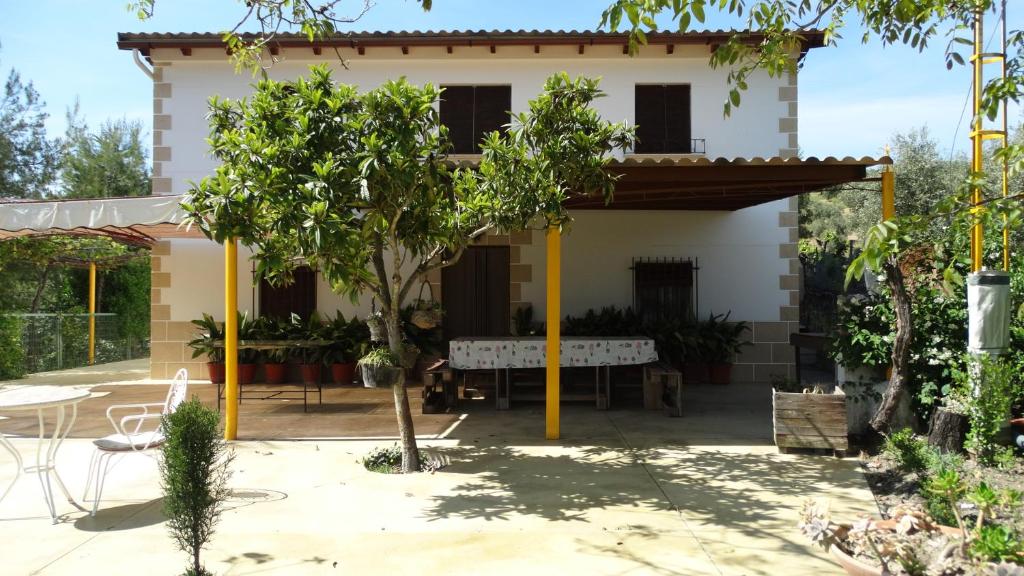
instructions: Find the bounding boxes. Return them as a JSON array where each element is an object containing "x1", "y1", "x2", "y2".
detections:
[
  {"x1": 361, "y1": 444, "x2": 428, "y2": 474},
  {"x1": 883, "y1": 428, "x2": 930, "y2": 473},
  {"x1": 969, "y1": 525, "x2": 1024, "y2": 563},
  {"x1": 952, "y1": 355, "x2": 1023, "y2": 466},
  {"x1": 161, "y1": 397, "x2": 234, "y2": 576},
  {"x1": 0, "y1": 315, "x2": 25, "y2": 380}
]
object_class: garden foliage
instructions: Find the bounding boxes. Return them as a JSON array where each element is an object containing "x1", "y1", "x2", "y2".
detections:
[{"x1": 161, "y1": 398, "x2": 234, "y2": 576}]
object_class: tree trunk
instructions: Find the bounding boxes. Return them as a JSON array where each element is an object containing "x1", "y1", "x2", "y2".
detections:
[
  {"x1": 870, "y1": 260, "x2": 916, "y2": 433},
  {"x1": 928, "y1": 408, "x2": 969, "y2": 454},
  {"x1": 385, "y1": 308, "x2": 421, "y2": 473},
  {"x1": 30, "y1": 263, "x2": 52, "y2": 313}
]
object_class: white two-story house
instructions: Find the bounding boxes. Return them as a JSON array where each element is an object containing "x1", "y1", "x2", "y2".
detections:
[{"x1": 104, "y1": 30, "x2": 885, "y2": 383}]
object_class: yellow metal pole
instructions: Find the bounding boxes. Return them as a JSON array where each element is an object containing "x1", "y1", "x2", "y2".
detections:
[
  {"x1": 970, "y1": 8, "x2": 985, "y2": 273},
  {"x1": 224, "y1": 238, "x2": 238, "y2": 441},
  {"x1": 88, "y1": 261, "x2": 96, "y2": 366},
  {"x1": 1000, "y1": 0, "x2": 1010, "y2": 272},
  {"x1": 545, "y1": 227, "x2": 561, "y2": 440},
  {"x1": 881, "y1": 147, "x2": 895, "y2": 221}
]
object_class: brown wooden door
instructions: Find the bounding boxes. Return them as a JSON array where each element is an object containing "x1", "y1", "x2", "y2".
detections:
[
  {"x1": 442, "y1": 246, "x2": 510, "y2": 339},
  {"x1": 259, "y1": 266, "x2": 317, "y2": 320}
]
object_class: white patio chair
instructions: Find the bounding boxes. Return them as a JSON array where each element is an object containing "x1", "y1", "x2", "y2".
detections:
[{"x1": 82, "y1": 368, "x2": 188, "y2": 516}]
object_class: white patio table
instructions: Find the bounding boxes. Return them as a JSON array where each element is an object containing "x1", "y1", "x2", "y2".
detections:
[
  {"x1": 449, "y1": 336, "x2": 658, "y2": 410},
  {"x1": 0, "y1": 385, "x2": 91, "y2": 523}
]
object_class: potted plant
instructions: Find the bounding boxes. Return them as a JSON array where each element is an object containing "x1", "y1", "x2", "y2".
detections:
[
  {"x1": 187, "y1": 313, "x2": 225, "y2": 384},
  {"x1": 359, "y1": 346, "x2": 403, "y2": 388},
  {"x1": 236, "y1": 311, "x2": 258, "y2": 386},
  {"x1": 699, "y1": 312, "x2": 751, "y2": 385},
  {"x1": 325, "y1": 313, "x2": 366, "y2": 386},
  {"x1": 288, "y1": 312, "x2": 327, "y2": 386},
  {"x1": 255, "y1": 316, "x2": 289, "y2": 385},
  {"x1": 409, "y1": 283, "x2": 443, "y2": 330}
]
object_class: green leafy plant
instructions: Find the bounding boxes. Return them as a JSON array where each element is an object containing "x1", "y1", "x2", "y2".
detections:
[
  {"x1": 160, "y1": 397, "x2": 234, "y2": 576},
  {"x1": 698, "y1": 312, "x2": 750, "y2": 364},
  {"x1": 882, "y1": 428, "x2": 930, "y2": 474},
  {"x1": 0, "y1": 314, "x2": 25, "y2": 380},
  {"x1": 253, "y1": 316, "x2": 289, "y2": 363},
  {"x1": 323, "y1": 312, "x2": 369, "y2": 365},
  {"x1": 187, "y1": 313, "x2": 224, "y2": 363},
  {"x1": 361, "y1": 443, "x2": 430, "y2": 474},
  {"x1": 285, "y1": 312, "x2": 328, "y2": 365},
  {"x1": 359, "y1": 346, "x2": 399, "y2": 368},
  {"x1": 235, "y1": 311, "x2": 259, "y2": 364},
  {"x1": 970, "y1": 525, "x2": 1024, "y2": 563},
  {"x1": 950, "y1": 354, "x2": 1024, "y2": 466}
]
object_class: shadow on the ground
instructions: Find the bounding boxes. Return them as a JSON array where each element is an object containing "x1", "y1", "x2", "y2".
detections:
[
  {"x1": 73, "y1": 497, "x2": 165, "y2": 531},
  {"x1": 423, "y1": 436, "x2": 864, "y2": 560}
]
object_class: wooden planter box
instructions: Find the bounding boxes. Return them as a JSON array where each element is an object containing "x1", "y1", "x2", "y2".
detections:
[{"x1": 772, "y1": 388, "x2": 848, "y2": 456}]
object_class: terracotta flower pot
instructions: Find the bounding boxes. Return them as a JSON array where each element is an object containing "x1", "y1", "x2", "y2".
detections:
[
  {"x1": 264, "y1": 363, "x2": 287, "y2": 385},
  {"x1": 828, "y1": 520, "x2": 961, "y2": 576},
  {"x1": 207, "y1": 362, "x2": 225, "y2": 384},
  {"x1": 238, "y1": 363, "x2": 257, "y2": 385},
  {"x1": 331, "y1": 362, "x2": 357, "y2": 386},
  {"x1": 708, "y1": 363, "x2": 731, "y2": 385},
  {"x1": 299, "y1": 364, "x2": 322, "y2": 386}
]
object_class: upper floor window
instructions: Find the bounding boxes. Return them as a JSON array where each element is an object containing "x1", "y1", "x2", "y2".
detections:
[
  {"x1": 440, "y1": 85, "x2": 511, "y2": 154},
  {"x1": 634, "y1": 84, "x2": 692, "y2": 154}
]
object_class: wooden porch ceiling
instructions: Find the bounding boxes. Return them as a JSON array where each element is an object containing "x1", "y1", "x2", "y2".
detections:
[{"x1": 568, "y1": 155, "x2": 891, "y2": 211}]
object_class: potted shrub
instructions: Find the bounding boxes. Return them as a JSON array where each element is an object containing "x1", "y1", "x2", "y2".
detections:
[
  {"x1": 236, "y1": 311, "x2": 258, "y2": 386},
  {"x1": 287, "y1": 312, "x2": 327, "y2": 386},
  {"x1": 187, "y1": 313, "x2": 225, "y2": 384},
  {"x1": 325, "y1": 313, "x2": 366, "y2": 386},
  {"x1": 699, "y1": 312, "x2": 750, "y2": 385},
  {"x1": 359, "y1": 347, "x2": 403, "y2": 388},
  {"x1": 255, "y1": 316, "x2": 288, "y2": 385}
]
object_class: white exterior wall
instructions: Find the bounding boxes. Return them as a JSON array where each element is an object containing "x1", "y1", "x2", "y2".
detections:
[{"x1": 153, "y1": 44, "x2": 789, "y2": 196}]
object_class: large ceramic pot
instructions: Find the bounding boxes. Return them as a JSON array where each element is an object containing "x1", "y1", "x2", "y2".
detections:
[
  {"x1": 331, "y1": 362, "x2": 357, "y2": 386},
  {"x1": 238, "y1": 363, "x2": 257, "y2": 385},
  {"x1": 299, "y1": 364, "x2": 322, "y2": 386},
  {"x1": 708, "y1": 363, "x2": 731, "y2": 385},
  {"x1": 264, "y1": 363, "x2": 287, "y2": 385},
  {"x1": 361, "y1": 364, "x2": 403, "y2": 388},
  {"x1": 207, "y1": 362, "x2": 225, "y2": 384}
]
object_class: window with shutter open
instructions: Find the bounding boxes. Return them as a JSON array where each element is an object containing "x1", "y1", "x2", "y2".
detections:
[
  {"x1": 634, "y1": 84, "x2": 692, "y2": 154},
  {"x1": 440, "y1": 85, "x2": 511, "y2": 154}
]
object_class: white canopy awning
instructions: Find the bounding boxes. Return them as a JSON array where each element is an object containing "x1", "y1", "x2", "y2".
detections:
[{"x1": 0, "y1": 195, "x2": 197, "y2": 244}]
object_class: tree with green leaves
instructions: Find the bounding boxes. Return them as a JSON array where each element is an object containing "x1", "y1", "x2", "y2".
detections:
[
  {"x1": 0, "y1": 54, "x2": 60, "y2": 199},
  {"x1": 182, "y1": 66, "x2": 634, "y2": 472},
  {"x1": 61, "y1": 106, "x2": 150, "y2": 199}
]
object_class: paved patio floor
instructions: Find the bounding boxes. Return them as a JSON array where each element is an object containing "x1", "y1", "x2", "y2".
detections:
[{"x1": 0, "y1": 360, "x2": 879, "y2": 575}]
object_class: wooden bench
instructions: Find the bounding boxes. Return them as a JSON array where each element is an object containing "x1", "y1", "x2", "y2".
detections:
[
  {"x1": 643, "y1": 362, "x2": 683, "y2": 417},
  {"x1": 421, "y1": 359, "x2": 457, "y2": 414}
]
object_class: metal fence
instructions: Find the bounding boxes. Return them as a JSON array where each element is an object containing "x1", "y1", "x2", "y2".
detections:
[{"x1": 14, "y1": 313, "x2": 149, "y2": 374}]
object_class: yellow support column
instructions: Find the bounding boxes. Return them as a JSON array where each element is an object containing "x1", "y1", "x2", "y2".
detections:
[
  {"x1": 970, "y1": 9, "x2": 985, "y2": 273},
  {"x1": 224, "y1": 238, "x2": 239, "y2": 441},
  {"x1": 881, "y1": 165, "x2": 895, "y2": 221},
  {"x1": 88, "y1": 262, "x2": 96, "y2": 366},
  {"x1": 545, "y1": 227, "x2": 561, "y2": 440}
]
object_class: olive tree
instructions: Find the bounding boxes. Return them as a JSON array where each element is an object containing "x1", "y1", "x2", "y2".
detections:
[{"x1": 182, "y1": 66, "x2": 634, "y2": 472}]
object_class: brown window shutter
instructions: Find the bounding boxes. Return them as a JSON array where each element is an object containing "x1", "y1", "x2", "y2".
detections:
[
  {"x1": 634, "y1": 85, "x2": 666, "y2": 154},
  {"x1": 664, "y1": 84, "x2": 691, "y2": 153},
  {"x1": 473, "y1": 86, "x2": 511, "y2": 153},
  {"x1": 440, "y1": 86, "x2": 475, "y2": 154}
]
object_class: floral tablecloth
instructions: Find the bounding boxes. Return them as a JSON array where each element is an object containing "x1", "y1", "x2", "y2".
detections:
[{"x1": 448, "y1": 336, "x2": 658, "y2": 370}]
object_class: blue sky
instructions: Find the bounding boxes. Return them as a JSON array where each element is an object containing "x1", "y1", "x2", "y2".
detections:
[{"x1": 1, "y1": 0, "x2": 1020, "y2": 159}]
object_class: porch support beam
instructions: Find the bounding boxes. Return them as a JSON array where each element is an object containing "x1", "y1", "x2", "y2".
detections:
[
  {"x1": 224, "y1": 238, "x2": 239, "y2": 440},
  {"x1": 545, "y1": 227, "x2": 560, "y2": 440},
  {"x1": 881, "y1": 166, "x2": 895, "y2": 221},
  {"x1": 88, "y1": 261, "x2": 96, "y2": 365}
]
